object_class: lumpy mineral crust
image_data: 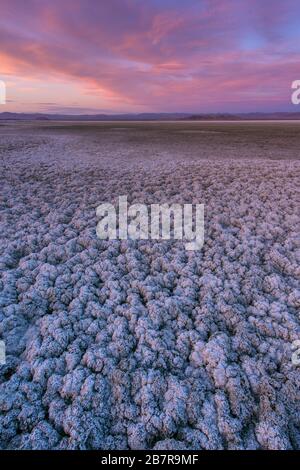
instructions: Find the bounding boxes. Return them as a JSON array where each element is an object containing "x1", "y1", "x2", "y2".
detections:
[{"x1": 0, "y1": 121, "x2": 299, "y2": 450}]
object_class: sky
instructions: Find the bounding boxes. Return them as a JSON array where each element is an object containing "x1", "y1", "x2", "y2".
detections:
[{"x1": 0, "y1": 0, "x2": 300, "y2": 114}]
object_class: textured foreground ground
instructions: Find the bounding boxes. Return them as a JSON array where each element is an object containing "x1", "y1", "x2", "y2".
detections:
[{"x1": 0, "y1": 121, "x2": 299, "y2": 449}]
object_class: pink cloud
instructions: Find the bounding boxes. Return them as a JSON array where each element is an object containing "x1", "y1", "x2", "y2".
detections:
[{"x1": 0, "y1": 0, "x2": 299, "y2": 112}]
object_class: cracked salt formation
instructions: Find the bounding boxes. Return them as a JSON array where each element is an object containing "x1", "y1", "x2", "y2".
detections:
[{"x1": 0, "y1": 122, "x2": 299, "y2": 450}]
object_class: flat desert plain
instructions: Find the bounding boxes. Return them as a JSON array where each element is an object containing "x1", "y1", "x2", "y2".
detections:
[{"x1": 0, "y1": 121, "x2": 299, "y2": 449}]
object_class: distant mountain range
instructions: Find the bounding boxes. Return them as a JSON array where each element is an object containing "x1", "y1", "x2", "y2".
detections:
[{"x1": 1, "y1": 111, "x2": 300, "y2": 121}]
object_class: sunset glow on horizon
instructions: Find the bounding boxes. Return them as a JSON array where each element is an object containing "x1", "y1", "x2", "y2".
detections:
[{"x1": 1, "y1": 0, "x2": 299, "y2": 114}]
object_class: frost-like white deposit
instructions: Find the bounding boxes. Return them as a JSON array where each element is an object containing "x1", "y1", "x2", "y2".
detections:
[{"x1": 0, "y1": 122, "x2": 299, "y2": 450}]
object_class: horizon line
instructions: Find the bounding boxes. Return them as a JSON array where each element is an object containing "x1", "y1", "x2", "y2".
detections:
[{"x1": 2, "y1": 110, "x2": 300, "y2": 117}]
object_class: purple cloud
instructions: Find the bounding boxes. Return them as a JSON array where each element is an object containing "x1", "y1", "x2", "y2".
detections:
[{"x1": 0, "y1": 0, "x2": 299, "y2": 112}]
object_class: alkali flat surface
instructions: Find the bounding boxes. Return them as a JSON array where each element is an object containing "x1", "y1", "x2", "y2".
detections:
[{"x1": 0, "y1": 121, "x2": 299, "y2": 450}]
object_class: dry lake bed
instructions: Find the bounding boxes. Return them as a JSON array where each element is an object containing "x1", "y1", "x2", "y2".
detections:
[{"x1": 0, "y1": 121, "x2": 299, "y2": 449}]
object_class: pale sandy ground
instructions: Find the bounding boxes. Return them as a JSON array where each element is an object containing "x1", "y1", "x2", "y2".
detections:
[{"x1": 0, "y1": 121, "x2": 299, "y2": 449}]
